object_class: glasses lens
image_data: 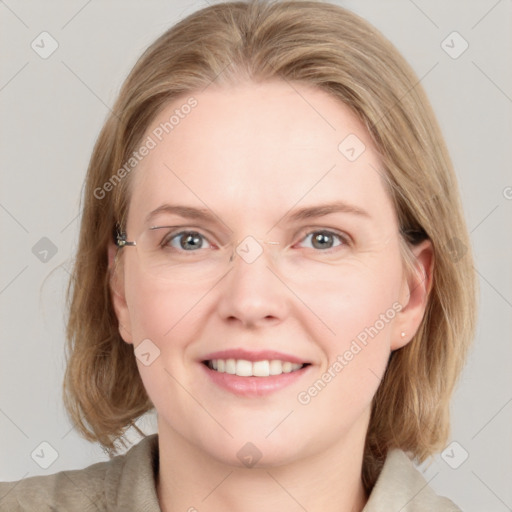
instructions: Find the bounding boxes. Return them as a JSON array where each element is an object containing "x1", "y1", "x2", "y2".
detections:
[
  {"x1": 132, "y1": 226, "x2": 353, "y2": 290},
  {"x1": 136, "y1": 226, "x2": 232, "y2": 282}
]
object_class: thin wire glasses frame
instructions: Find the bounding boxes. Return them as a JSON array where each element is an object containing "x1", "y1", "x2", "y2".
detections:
[{"x1": 114, "y1": 225, "x2": 428, "y2": 250}]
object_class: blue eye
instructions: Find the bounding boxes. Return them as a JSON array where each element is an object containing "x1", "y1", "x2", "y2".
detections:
[
  {"x1": 299, "y1": 230, "x2": 347, "y2": 250},
  {"x1": 166, "y1": 231, "x2": 210, "y2": 251},
  {"x1": 156, "y1": 228, "x2": 348, "y2": 253}
]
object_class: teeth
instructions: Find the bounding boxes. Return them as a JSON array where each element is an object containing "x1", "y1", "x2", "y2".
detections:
[
  {"x1": 253, "y1": 360, "x2": 270, "y2": 377},
  {"x1": 225, "y1": 358, "x2": 236, "y2": 375},
  {"x1": 235, "y1": 359, "x2": 252, "y2": 377},
  {"x1": 269, "y1": 360, "x2": 283, "y2": 375},
  {"x1": 208, "y1": 358, "x2": 304, "y2": 377}
]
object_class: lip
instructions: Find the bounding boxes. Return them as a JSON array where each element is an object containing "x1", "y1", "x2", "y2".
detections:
[
  {"x1": 199, "y1": 348, "x2": 311, "y2": 397},
  {"x1": 201, "y1": 348, "x2": 307, "y2": 365},
  {"x1": 200, "y1": 361, "x2": 311, "y2": 397}
]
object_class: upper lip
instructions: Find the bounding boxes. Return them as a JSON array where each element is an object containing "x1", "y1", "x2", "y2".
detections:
[{"x1": 201, "y1": 348, "x2": 309, "y2": 365}]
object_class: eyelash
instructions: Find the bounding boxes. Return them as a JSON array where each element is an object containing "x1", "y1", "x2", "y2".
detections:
[{"x1": 158, "y1": 227, "x2": 351, "y2": 253}]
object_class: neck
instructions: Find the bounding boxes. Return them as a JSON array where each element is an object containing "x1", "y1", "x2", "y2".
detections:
[{"x1": 156, "y1": 414, "x2": 370, "y2": 512}]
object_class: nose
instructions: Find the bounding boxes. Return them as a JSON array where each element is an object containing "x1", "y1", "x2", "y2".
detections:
[{"x1": 215, "y1": 237, "x2": 290, "y2": 328}]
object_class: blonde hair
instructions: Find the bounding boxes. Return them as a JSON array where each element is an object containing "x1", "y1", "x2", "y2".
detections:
[{"x1": 64, "y1": 0, "x2": 477, "y2": 492}]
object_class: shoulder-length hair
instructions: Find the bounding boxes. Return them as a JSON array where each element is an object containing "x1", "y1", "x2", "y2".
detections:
[{"x1": 64, "y1": 0, "x2": 477, "y2": 492}]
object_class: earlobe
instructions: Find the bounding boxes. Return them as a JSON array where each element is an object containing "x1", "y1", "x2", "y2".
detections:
[
  {"x1": 391, "y1": 239, "x2": 434, "y2": 351},
  {"x1": 108, "y1": 243, "x2": 134, "y2": 345}
]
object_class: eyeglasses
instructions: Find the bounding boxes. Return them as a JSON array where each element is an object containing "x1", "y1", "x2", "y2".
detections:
[
  {"x1": 113, "y1": 217, "x2": 429, "y2": 285},
  {"x1": 114, "y1": 224, "x2": 354, "y2": 284},
  {"x1": 116, "y1": 225, "x2": 284, "y2": 281}
]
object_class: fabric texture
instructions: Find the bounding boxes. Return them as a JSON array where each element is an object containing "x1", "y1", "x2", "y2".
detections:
[{"x1": 0, "y1": 434, "x2": 461, "y2": 511}]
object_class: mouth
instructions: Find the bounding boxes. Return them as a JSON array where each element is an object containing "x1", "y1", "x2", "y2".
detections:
[
  {"x1": 199, "y1": 350, "x2": 312, "y2": 396},
  {"x1": 202, "y1": 358, "x2": 310, "y2": 377}
]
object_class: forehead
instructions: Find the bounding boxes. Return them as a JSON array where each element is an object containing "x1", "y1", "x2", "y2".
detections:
[{"x1": 127, "y1": 80, "x2": 395, "y2": 230}]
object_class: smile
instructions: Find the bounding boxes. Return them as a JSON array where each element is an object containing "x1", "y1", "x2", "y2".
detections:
[{"x1": 204, "y1": 358, "x2": 307, "y2": 377}]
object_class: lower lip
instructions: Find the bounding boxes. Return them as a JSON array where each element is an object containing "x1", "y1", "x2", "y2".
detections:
[{"x1": 200, "y1": 363, "x2": 311, "y2": 397}]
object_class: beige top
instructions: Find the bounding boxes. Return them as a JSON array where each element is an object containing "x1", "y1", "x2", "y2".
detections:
[{"x1": 0, "y1": 434, "x2": 461, "y2": 511}]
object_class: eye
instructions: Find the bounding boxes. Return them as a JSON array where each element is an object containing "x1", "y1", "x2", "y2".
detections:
[
  {"x1": 298, "y1": 230, "x2": 348, "y2": 251},
  {"x1": 163, "y1": 230, "x2": 212, "y2": 251}
]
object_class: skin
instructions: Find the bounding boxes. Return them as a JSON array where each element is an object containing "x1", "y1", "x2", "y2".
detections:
[{"x1": 110, "y1": 80, "x2": 433, "y2": 512}]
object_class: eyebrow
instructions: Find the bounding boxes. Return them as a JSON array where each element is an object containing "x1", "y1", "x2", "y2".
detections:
[
  {"x1": 285, "y1": 201, "x2": 370, "y2": 222},
  {"x1": 145, "y1": 200, "x2": 371, "y2": 226}
]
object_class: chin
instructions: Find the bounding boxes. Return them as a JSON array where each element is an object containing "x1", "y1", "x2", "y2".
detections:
[{"x1": 198, "y1": 427, "x2": 315, "y2": 469}]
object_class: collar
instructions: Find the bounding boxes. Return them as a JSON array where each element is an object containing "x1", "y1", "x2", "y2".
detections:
[
  {"x1": 363, "y1": 448, "x2": 461, "y2": 511},
  {"x1": 112, "y1": 433, "x2": 161, "y2": 511},
  {"x1": 112, "y1": 435, "x2": 460, "y2": 511}
]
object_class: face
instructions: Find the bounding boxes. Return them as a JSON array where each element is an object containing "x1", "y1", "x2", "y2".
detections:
[{"x1": 111, "y1": 80, "x2": 430, "y2": 467}]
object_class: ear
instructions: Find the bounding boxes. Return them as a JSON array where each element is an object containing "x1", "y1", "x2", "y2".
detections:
[
  {"x1": 108, "y1": 243, "x2": 134, "y2": 345},
  {"x1": 391, "y1": 239, "x2": 434, "y2": 351}
]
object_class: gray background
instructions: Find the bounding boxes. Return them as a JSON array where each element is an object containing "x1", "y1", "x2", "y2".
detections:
[{"x1": 1, "y1": 0, "x2": 511, "y2": 510}]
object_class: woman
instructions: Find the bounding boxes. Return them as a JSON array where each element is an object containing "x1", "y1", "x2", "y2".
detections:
[{"x1": 0, "y1": 0, "x2": 476, "y2": 510}]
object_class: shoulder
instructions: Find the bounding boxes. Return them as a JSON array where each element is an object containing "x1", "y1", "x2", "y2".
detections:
[
  {"x1": 0, "y1": 456, "x2": 118, "y2": 512},
  {"x1": 364, "y1": 449, "x2": 461, "y2": 512},
  {"x1": 0, "y1": 434, "x2": 159, "y2": 512}
]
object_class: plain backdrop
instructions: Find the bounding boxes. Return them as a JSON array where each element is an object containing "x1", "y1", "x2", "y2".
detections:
[{"x1": 1, "y1": 1, "x2": 511, "y2": 510}]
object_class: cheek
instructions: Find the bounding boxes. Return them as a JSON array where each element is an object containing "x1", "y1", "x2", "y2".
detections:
[
  {"x1": 296, "y1": 256, "x2": 402, "y2": 395},
  {"x1": 123, "y1": 271, "x2": 199, "y2": 404},
  {"x1": 293, "y1": 278, "x2": 400, "y2": 436},
  {"x1": 124, "y1": 265, "x2": 197, "y2": 341},
  {"x1": 123, "y1": 269, "x2": 211, "y2": 388},
  {"x1": 297, "y1": 258, "x2": 403, "y2": 349}
]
